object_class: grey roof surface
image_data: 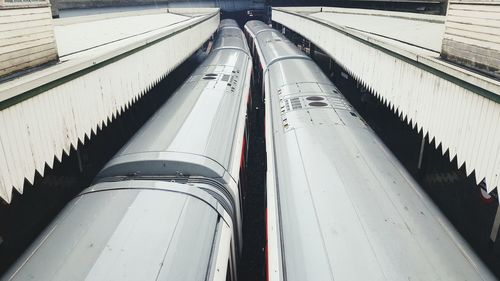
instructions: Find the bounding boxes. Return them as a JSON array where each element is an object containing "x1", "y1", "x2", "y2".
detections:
[
  {"x1": 246, "y1": 21, "x2": 497, "y2": 281},
  {"x1": 96, "y1": 20, "x2": 251, "y2": 183},
  {"x1": 244, "y1": 20, "x2": 271, "y2": 36},
  {"x1": 310, "y1": 9, "x2": 445, "y2": 54},
  {"x1": 260, "y1": 34, "x2": 309, "y2": 68},
  {"x1": 218, "y1": 18, "x2": 240, "y2": 29},
  {"x1": 2, "y1": 181, "x2": 225, "y2": 281},
  {"x1": 93, "y1": 19, "x2": 250, "y2": 255}
]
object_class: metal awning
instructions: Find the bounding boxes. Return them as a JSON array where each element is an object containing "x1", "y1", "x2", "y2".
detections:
[{"x1": 0, "y1": 8, "x2": 220, "y2": 203}]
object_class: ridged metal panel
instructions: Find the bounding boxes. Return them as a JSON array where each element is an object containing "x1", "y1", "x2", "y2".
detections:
[
  {"x1": 442, "y1": 1, "x2": 500, "y2": 78},
  {"x1": 0, "y1": 10, "x2": 220, "y2": 203},
  {"x1": 272, "y1": 8, "x2": 500, "y2": 196},
  {"x1": 0, "y1": 6, "x2": 58, "y2": 77}
]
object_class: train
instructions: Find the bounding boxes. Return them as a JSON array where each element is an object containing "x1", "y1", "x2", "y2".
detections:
[
  {"x1": 2, "y1": 17, "x2": 496, "y2": 281},
  {"x1": 244, "y1": 20, "x2": 497, "y2": 281},
  {"x1": 1, "y1": 19, "x2": 252, "y2": 281}
]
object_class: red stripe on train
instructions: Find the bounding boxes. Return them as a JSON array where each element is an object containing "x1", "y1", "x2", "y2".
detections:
[{"x1": 265, "y1": 207, "x2": 269, "y2": 281}]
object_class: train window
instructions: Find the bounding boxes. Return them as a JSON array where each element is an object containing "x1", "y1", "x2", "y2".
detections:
[
  {"x1": 205, "y1": 73, "x2": 218, "y2": 76},
  {"x1": 309, "y1": 101, "x2": 328, "y2": 107},
  {"x1": 203, "y1": 76, "x2": 216, "y2": 80}
]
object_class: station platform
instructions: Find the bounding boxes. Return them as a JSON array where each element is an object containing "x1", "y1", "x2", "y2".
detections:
[
  {"x1": 0, "y1": 8, "x2": 219, "y2": 202},
  {"x1": 272, "y1": 7, "x2": 500, "y2": 196}
]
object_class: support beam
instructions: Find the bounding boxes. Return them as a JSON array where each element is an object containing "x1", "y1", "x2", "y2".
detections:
[
  {"x1": 491, "y1": 206, "x2": 500, "y2": 242},
  {"x1": 309, "y1": 41, "x2": 316, "y2": 58},
  {"x1": 76, "y1": 150, "x2": 83, "y2": 174},
  {"x1": 417, "y1": 135, "x2": 426, "y2": 170},
  {"x1": 49, "y1": 0, "x2": 59, "y2": 18}
]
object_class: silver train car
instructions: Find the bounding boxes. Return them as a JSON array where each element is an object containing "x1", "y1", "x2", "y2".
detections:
[
  {"x1": 244, "y1": 20, "x2": 496, "y2": 281},
  {"x1": 2, "y1": 19, "x2": 252, "y2": 281}
]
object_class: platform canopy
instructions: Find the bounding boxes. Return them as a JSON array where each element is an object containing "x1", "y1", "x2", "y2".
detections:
[{"x1": 0, "y1": 8, "x2": 220, "y2": 203}]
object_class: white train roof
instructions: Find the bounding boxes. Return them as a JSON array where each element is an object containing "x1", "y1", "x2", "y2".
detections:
[
  {"x1": 96, "y1": 27, "x2": 251, "y2": 184},
  {"x1": 2, "y1": 180, "x2": 230, "y2": 281},
  {"x1": 246, "y1": 21, "x2": 497, "y2": 280}
]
